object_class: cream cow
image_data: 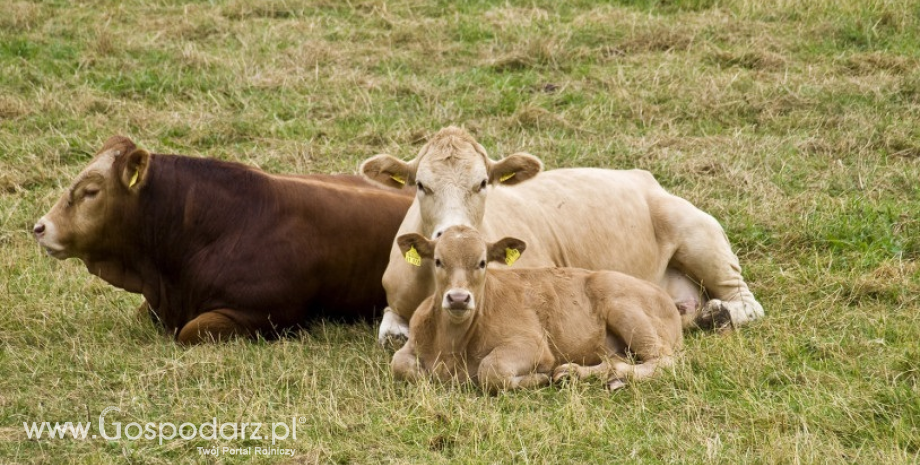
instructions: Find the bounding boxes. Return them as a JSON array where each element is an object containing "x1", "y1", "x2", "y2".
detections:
[
  {"x1": 361, "y1": 126, "x2": 763, "y2": 344},
  {"x1": 391, "y1": 226, "x2": 682, "y2": 392}
]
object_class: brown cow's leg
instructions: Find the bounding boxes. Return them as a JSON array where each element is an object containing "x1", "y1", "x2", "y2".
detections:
[{"x1": 177, "y1": 310, "x2": 250, "y2": 345}]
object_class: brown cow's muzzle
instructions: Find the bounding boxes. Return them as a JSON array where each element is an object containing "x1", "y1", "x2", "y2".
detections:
[{"x1": 32, "y1": 218, "x2": 67, "y2": 259}]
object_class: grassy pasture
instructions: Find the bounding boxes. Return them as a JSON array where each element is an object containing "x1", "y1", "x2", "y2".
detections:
[{"x1": 1, "y1": 0, "x2": 919, "y2": 463}]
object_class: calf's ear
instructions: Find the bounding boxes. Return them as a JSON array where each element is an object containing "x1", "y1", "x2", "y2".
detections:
[
  {"x1": 488, "y1": 153, "x2": 543, "y2": 186},
  {"x1": 121, "y1": 148, "x2": 150, "y2": 192},
  {"x1": 488, "y1": 237, "x2": 527, "y2": 266},
  {"x1": 396, "y1": 233, "x2": 436, "y2": 262},
  {"x1": 361, "y1": 154, "x2": 413, "y2": 189}
]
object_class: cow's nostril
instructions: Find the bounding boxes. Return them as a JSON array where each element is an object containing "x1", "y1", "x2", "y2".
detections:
[
  {"x1": 447, "y1": 291, "x2": 470, "y2": 304},
  {"x1": 33, "y1": 223, "x2": 45, "y2": 235}
]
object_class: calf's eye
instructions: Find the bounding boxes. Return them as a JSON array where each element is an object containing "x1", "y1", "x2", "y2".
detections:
[
  {"x1": 435, "y1": 259, "x2": 442, "y2": 268},
  {"x1": 478, "y1": 260, "x2": 486, "y2": 269}
]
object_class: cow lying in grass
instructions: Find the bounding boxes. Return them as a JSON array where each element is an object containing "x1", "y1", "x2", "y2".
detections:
[
  {"x1": 33, "y1": 136, "x2": 413, "y2": 344},
  {"x1": 361, "y1": 126, "x2": 763, "y2": 346},
  {"x1": 391, "y1": 225, "x2": 682, "y2": 392}
]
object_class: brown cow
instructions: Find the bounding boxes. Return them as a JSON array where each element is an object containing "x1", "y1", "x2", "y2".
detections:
[
  {"x1": 33, "y1": 136, "x2": 414, "y2": 344},
  {"x1": 391, "y1": 226, "x2": 682, "y2": 392}
]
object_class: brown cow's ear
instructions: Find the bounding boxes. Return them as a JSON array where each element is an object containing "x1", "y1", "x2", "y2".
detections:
[
  {"x1": 121, "y1": 148, "x2": 150, "y2": 192},
  {"x1": 488, "y1": 153, "x2": 543, "y2": 186},
  {"x1": 397, "y1": 233, "x2": 435, "y2": 266},
  {"x1": 360, "y1": 154, "x2": 413, "y2": 190},
  {"x1": 488, "y1": 237, "x2": 527, "y2": 266}
]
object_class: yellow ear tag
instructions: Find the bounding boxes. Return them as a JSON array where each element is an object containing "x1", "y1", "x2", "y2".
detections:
[
  {"x1": 129, "y1": 170, "x2": 139, "y2": 188},
  {"x1": 499, "y1": 172, "x2": 516, "y2": 183},
  {"x1": 391, "y1": 174, "x2": 406, "y2": 185},
  {"x1": 404, "y1": 245, "x2": 422, "y2": 267},
  {"x1": 505, "y1": 248, "x2": 521, "y2": 266}
]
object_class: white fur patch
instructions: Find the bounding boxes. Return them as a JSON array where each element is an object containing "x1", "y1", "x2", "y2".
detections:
[{"x1": 377, "y1": 309, "x2": 410, "y2": 345}]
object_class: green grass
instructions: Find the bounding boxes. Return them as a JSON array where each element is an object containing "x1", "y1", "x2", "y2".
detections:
[{"x1": 2, "y1": 0, "x2": 919, "y2": 463}]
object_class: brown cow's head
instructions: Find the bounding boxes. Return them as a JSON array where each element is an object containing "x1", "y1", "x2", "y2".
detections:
[
  {"x1": 397, "y1": 225, "x2": 526, "y2": 322},
  {"x1": 33, "y1": 136, "x2": 150, "y2": 260},
  {"x1": 361, "y1": 126, "x2": 542, "y2": 238}
]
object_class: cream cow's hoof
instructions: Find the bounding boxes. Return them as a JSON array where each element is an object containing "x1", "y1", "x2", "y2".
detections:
[
  {"x1": 377, "y1": 309, "x2": 410, "y2": 348},
  {"x1": 697, "y1": 299, "x2": 765, "y2": 330}
]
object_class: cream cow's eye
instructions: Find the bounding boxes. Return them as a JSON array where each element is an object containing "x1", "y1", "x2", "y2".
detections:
[
  {"x1": 416, "y1": 182, "x2": 432, "y2": 196},
  {"x1": 478, "y1": 260, "x2": 486, "y2": 269},
  {"x1": 435, "y1": 258, "x2": 442, "y2": 268},
  {"x1": 474, "y1": 179, "x2": 487, "y2": 192}
]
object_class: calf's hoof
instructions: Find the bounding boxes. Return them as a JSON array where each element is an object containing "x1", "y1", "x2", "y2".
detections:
[
  {"x1": 551, "y1": 363, "x2": 579, "y2": 384},
  {"x1": 607, "y1": 378, "x2": 627, "y2": 391}
]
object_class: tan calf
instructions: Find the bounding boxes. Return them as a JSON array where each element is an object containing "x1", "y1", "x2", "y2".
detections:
[{"x1": 391, "y1": 226, "x2": 682, "y2": 392}]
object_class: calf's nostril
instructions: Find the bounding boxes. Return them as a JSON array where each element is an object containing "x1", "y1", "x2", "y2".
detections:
[
  {"x1": 33, "y1": 223, "x2": 45, "y2": 235},
  {"x1": 447, "y1": 291, "x2": 470, "y2": 304}
]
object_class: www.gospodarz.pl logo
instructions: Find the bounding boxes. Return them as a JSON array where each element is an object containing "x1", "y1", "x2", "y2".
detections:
[{"x1": 23, "y1": 406, "x2": 301, "y2": 456}]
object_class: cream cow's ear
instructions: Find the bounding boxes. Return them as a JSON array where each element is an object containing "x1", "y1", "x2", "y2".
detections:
[
  {"x1": 360, "y1": 154, "x2": 413, "y2": 189},
  {"x1": 487, "y1": 237, "x2": 527, "y2": 266},
  {"x1": 488, "y1": 153, "x2": 543, "y2": 185}
]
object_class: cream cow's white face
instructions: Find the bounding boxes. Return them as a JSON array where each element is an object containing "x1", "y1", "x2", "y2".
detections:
[{"x1": 360, "y1": 126, "x2": 543, "y2": 238}]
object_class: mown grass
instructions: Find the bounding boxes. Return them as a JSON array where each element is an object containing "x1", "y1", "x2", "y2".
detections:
[{"x1": 1, "y1": 0, "x2": 919, "y2": 463}]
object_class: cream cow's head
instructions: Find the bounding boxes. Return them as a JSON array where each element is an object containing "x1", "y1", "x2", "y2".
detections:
[{"x1": 361, "y1": 126, "x2": 542, "y2": 238}]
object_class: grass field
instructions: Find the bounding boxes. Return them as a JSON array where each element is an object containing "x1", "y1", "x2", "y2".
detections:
[{"x1": 2, "y1": 0, "x2": 919, "y2": 463}]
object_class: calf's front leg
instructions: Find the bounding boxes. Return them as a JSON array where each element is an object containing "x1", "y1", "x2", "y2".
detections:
[
  {"x1": 476, "y1": 345, "x2": 552, "y2": 393},
  {"x1": 391, "y1": 339, "x2": 426, "y2": 383}
]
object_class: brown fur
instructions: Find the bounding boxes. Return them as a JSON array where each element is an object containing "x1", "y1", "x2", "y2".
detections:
[
  {"x1": 392, "y1": 226, "x2": 682, "y2": 393},
  {"x1": 34, "y1": 136, "x2": 414, "y2": 344}
]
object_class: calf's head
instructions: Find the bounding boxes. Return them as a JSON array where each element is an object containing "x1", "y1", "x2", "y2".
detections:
[
  {"x1": 33, "y1": 136, "x2": 150, "y2": 260},
  {"x1": 397, "y1": 225, "x2": 526, "y2": 322},
  {"x1": 361, "y1": 126, "x2": 542, "y2": 238}
]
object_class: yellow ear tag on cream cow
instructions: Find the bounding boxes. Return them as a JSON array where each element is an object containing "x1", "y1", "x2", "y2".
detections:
[
  {"x1": 129, "y1": 170, "x2": 139, "y2": 188},
  {"x1": 499, "y1": 172, "x2": 516, "y2": 183},
  {"x1": 505, "y1": 248, "x2": 521, "y2": 266},
  {"x1": 404, "y1": 245, "x2": 422, "y2": 267},
  {"x1": 391, "y1": 174, "x2": 406, "y2": 185}
]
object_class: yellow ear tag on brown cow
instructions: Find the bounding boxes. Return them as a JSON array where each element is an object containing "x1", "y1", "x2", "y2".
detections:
[
  {"x1": 404, "y1": 245, "x2": 422, "y2": 267},
  {"x1": 391, "y1": 174, "x2": 406, "y2": 185},
  {"x1": 505, "y1": 248, "x2": 521, "y2": 266},
  {"x1": 129, "y1": 170, "x2": 139, "y2": 188},
  {"x1": 499, "y1": 172, "x2": 516, "y2": 183}
]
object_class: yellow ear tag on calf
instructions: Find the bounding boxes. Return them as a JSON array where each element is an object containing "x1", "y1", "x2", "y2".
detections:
[
  {"x1": 391, "y1": 174, "x2": 406, "y2": 185},
  {"x1": 129, "y1": 170, "x2": 139, "y2": 188},
  {"x1": 505, "y1": 248, "x2": 521, "y2": 266},
  {"x1": 499, "y1": 172, "x2": 516, "y2": 183},
  {"x1": 404, "y1": 245, "x2": 422, "y2": 267}
]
